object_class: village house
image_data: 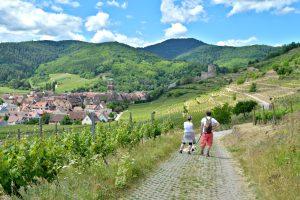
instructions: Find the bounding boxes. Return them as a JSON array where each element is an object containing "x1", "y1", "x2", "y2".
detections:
[
  {"x1": 7, "y1": 114, "x2": 27, "y2": 125},
  {"x1": 82, "y1": 113, "x2": 100, "y2": 125},
  {"x1": 49, "y1": 114, "x2": 66, "y2": 125}
]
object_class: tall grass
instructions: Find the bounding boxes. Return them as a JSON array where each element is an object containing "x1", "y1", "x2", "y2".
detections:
[{"x1": 222, "y1": 112, "x2": 300, "y2": 200}]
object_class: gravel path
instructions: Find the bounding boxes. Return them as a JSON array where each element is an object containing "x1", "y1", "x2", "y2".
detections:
[{"x1": 125, "y1": 130, "x2": 255, "y2": 200}]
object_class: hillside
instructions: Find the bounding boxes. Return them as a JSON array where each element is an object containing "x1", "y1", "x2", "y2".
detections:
[
  {"x1": 36, "y1": 42, "x2": 205, "y2": 92},
  {"x1": 0, "y1": 40, "x2": 87, "y2": 84},
  {"x1": 176, "y1": 45, "x2": 280, "y2": 70},
  {"x1": 143, "y1": 38, "x2": 206, "y2": 59}
]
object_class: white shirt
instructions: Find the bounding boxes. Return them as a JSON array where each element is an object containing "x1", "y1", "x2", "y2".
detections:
[
  {"x1": 201, "y1": 117, "x2": 219, "y2": 132},
  {"x1": 184, "y1": 121, "x2": 194, "y2": 133}
]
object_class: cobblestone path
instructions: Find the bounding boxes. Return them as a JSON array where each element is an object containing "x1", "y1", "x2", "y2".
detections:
[{"x1": 125, "y1": 130, "x2": 255, "y2": 200}]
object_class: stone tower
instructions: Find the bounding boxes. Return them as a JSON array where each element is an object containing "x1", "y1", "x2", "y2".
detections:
[{"x1": 107, "y1": 79, "x2": 115, "y2": 92}]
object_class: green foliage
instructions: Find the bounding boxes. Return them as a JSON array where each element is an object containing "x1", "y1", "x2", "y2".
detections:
[
  {"x1": 0, "y1": 120, "x2": 174, "y2": 194},
  {"x1": 176, "y1": 44, "x2": 280, "y2": 69},
  {"x1": 0, "y1": 98, "x2": 4, "y2": 104},
  {"x1": 233, "y1": 100, "x2": 258, "y2": 117},
  {"x1": 60, "y1": 116, "x2": 72, "y2": 125},
  {"x1": 107, "y1": 101, "x2": 129, "y2": 113},
  {"x1": 42, "y1": 113, "x2": 50, "y2": 124},
  {"x1": 236, "y1": 76, "x2": 246, "y2": 85},
  {"x1": 212, "y1": 103, "x2": 232, "y2": 124},
  {"x1": 143, "y1": 38, "x2": 205, "y2": 59},
  {"x1": 249, "y1": 83, "x2": 257, "y2": 93},
  {"x1": 232, "y1": 93, "x2": 237, "y2": 101}
]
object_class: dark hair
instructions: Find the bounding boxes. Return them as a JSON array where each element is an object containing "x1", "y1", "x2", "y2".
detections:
[
  {"x1": 187, "y1": 116, "x2": 192, "y2": 121},
  {"x1": 206, "y1": 111, "x2": 212, "y2": 116}
]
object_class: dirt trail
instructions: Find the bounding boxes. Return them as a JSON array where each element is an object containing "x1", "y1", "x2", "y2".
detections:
[{"x1": 125, "y1": 130, "x2": 255, "y2": 200}]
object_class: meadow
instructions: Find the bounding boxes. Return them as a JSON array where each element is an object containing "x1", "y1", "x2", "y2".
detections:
[{"x1": 0, "y1": 87, "x2": 28, "y2": 95}]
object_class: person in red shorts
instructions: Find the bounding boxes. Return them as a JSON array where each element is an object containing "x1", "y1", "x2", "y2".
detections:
[{"x1": 199, "y1": 111, "x2": 220, "y2": 157}]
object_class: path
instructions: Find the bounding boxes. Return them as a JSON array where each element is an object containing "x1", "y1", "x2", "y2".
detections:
[
  {"x1": 226, "y1": 87, "x2": 271, "y2": 109},
  {"x1": 125, "y1": 130, "x2": 255, "y2": 200}
]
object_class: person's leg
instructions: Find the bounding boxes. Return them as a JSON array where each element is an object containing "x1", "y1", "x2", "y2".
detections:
[
  {"x1": 188, "y1": 142, "x2": 192, "y2": 154},
  {"x1": 179, "y1": 142, "x2": 185, "y2": 153},
  {"x1": 200, "y1": 134, "x2": 206, "y2": 155},
  {"x1": 206, "y1": 134, "x2": 213, "y2": 157}
]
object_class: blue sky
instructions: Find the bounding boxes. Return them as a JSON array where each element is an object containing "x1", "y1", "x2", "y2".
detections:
[{"x1": 0, "y1": 0, "x2": 300, "y2": 47}]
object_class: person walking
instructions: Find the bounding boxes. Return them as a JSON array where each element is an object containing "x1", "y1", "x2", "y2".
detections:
[
  {"x1": 179, "y1": 116, "x2": 195, "y2": 154},
  {"x1": 199, "y1": 111, "x2": 220, "y2": 157}
]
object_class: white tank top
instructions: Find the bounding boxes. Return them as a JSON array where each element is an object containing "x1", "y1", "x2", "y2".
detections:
[{"x1": 184, "y1": 121, "x2": 194, "y2": 133}]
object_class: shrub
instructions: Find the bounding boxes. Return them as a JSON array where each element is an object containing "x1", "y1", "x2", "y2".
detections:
[
  {"x1": 233, "y1": 100, "x2": 258, "y2": 117},
  {"x1": 236, "y1": 76, "x2": 246, "y2": 85},
  {"x1": 60, "y1": 116, "x2": 72, "y2": 125},
  {"x1": 212, "y1": 103, "x2": 232, "y2": 124},
  {"x1": 249, "y1": 83, "x2": 257, "y2": 93}
]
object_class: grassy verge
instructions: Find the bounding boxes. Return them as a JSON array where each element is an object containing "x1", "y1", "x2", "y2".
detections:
[
  {"x1": 222, "y1": 112, "x2": 300, "y2": 200},
  {"x1": 8, "y1": 130, "x2": 181, "y2": 199}
]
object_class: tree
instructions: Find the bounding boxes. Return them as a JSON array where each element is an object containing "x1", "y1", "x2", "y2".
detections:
[
  {"x1": 60, "y1": 116, "x2": 72, "y2": 125},
  {"x1": 41, "y1": 113, "x2": 50, "y2": 124},
  {"x1": 0, "y1": 98, "x2": 4, "y2": 104},
  {"x1": 212, "y1": 103, "x2": 232, "y2": 124},
  {"x1": 233, "y1": 100, "x2": 258, "y2": 117},
  {"x1": 249, "y1": 83, "x2": 257, "y2": 93},
  {"x1": 4, "y1": 115, "x2": 9, "y2": 121}
]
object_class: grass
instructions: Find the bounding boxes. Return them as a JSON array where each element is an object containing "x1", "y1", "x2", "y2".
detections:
[
  {"x1": 9, "y1": 130, "x2": 182, "y2": 199},
  {"x1": 0, "y1": 87, "x2": 28, "y2": 95},
  {"x1": 31, "y1": 73, "x2": 100, "y2": 93},
  {"x1": 222, "y1": 112, "x2": 300, "y2": 200}
]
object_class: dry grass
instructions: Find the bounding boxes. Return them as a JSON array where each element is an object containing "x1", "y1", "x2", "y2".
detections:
[{"x1": 222, "y1": 112, "x2": 300, "y2": 200}]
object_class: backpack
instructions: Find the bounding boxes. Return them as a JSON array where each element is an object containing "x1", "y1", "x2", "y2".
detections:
[{"x1": 204, "y1": 117, "x2": 212, "y2": 133}]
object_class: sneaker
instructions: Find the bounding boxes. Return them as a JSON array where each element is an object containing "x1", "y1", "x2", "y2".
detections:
[
  {"x1": 206, "y1": 153, "x2": 210, "y2": 157},
  {"x1": 179, "y1": 150, "x2": 183, "y2": 154}
]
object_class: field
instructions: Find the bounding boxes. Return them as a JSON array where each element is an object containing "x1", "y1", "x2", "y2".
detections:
[
  {"x1": 0, "y1": 87, "x2": 28, "y2": 95},
  {"x1": 31, "y1": 73, "x2": 101, "y2": 93}
]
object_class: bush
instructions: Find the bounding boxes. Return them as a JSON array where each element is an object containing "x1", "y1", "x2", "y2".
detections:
[
  {"x1": 233, "y1": 100, "x2": 258, "y2": 117},
  {"x1": 236, "y1": 76, "x2": 246, "y2": 85},
  {"x1": 60, "y1": 116, "x2": 72, "y2": 125},
  {"x1": 249, "y1": 83, "x2": 257, "y2": 93},
  {"x1": 212, "y1": 103, "x2": 232, "y2": 124}
]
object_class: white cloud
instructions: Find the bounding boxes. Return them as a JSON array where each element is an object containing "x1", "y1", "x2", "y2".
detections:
[
  {"x1": 126, "y1": 15, "x2": 133, "y2": 19},
  {"x1": 51, "y1": 5, "x2": 63, "y2": 12},
  {"x1": 212, "y1": 0, "x2": 299, "y2": 16},
  {"x1": 85, "y1": 12, "x2": 110, "y2": 32},
  {"x1": 91, "y1": 29, "x2": 151, "y2": 47},
  {"x1": 276, "y1": 6, "x2": 296, "y2": 14},
  {"x1": 55, "y1": 0, "x2": 80, "y2": 8},
  {"x1": 216, "y1": 36, "x2": 258, "y2": 47},
  {"x1": 107, "y1": 0, "x2": 128, "y2": 9},
  {"x1": 96, "y1": 1, "x2": 104, "y2": 9},
  {"x1": 0, "y1": 0, "x2": 85, "y2": 42},
  {"x1": 161, "y1": 0, "x2": 205, "y2": 23},
  {"x1": 164, "y1": 23, "x2": 187, "y2": 38}
]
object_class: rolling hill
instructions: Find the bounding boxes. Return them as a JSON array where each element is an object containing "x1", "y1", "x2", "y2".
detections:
[
  {"x1": 143, "y1": 38, "x2": 206, "y2": 59},
  {"x1": 175, "y1": 44, "x2": 281, "y2": 70}
]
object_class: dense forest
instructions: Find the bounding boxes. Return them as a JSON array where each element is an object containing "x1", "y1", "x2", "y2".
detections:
[
  {"x1": 143, "y1": 38, "x2": 206, "y2": 59},
  {"x1": 176, "y1": 44, "x2": 281, "y2": 70}
]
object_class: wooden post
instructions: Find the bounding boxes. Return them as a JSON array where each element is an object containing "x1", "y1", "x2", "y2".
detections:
[
  {"x1": 39, "y1": 116, "x2": 43, "y2": 138},
  {"x1": 17, "y1": 129, "x2": 21, "y2": 140},
  {"x1": 252, "y1": 109, "x2": 256, "y2": 125},
  {"x1": 129, "y1": 112, "x2": 133, "y2": 124},
  {"x1": 290, "y1": 101, "x2": 293, "y2": 113},
  {"x1": 91, "y1": 113, "x2": 95, "y2": 139},
  {"x1": 272, "y1": 102, "x2": 276, "y2": 124},
  {"x1": 151, "y1": 112, "x2": 155, "y2": 124},
  {"x1": 55, "y1": 122, "x2": 58, "y2": 134}
]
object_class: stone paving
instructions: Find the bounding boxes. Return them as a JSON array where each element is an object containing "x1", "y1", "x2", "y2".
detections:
[{"x1": 125, "y1": 130, "x2": 255, "y2": 200}]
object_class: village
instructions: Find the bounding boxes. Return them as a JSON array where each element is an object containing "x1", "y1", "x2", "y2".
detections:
[{"x1": 0, "y1": 82, "x2": 148, "y2": 126}]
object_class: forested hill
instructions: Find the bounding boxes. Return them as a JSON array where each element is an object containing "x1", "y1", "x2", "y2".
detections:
[
  {"x1": 143, "y1": 38, "x2": 206, "y2": 59},
  {"x1": 0, "y1": 40, "x2": 88, "y2": 84},
  {"x1": 175, "y1": 44, "x2": 281, "y2": 70}
]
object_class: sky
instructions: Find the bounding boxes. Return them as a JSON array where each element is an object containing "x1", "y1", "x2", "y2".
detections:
[{"x1": 0, "y1": 0, "x2": 300, "y2": 47}]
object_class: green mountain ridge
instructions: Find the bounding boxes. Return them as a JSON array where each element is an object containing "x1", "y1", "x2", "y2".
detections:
[{"x1": 142, "y1": 38, "x2": 206, "y2": 59}]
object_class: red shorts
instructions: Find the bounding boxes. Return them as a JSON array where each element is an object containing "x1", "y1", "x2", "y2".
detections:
[{"x1": 200, "y1": 133, "x2": 213, "y2": 148}]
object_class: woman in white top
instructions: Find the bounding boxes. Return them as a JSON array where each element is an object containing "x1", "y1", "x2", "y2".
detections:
[{"x1": 179, "y1": 116, "x2": 195, "y2": 154}]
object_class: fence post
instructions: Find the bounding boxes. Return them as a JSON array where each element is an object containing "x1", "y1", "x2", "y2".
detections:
[
  {"x1": 55, "y1": 122, "x2": 58, "y2": 134},
  {"x1": 91, "y1": 113, "x2": 95, "y2": 139},
  {"x1": 39, "y1": 117, "x2": 43, "y2": 138},
  {"x1": 290, "y1": 101, "x2": 293, "y2": 113},
  {"x1": 252, "y1": 108, "x2": 256, "y2": 125},
  {"x1": 272, "y1": 101, "x2": 276, "y2": 124},
  {"x1": 129, "y1": 112, "x2": 133, "y2": 124},
  {"x1": 17, "y1": 129, "x2": 21, "y2": 140},
  {"x1": 151, "y1": 111, "x2": 155, "y2": 124}
]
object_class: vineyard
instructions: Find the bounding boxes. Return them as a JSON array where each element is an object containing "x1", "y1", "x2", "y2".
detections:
[{"x1": 0, "y1": 118, "x2": 175, "y2": 195}]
